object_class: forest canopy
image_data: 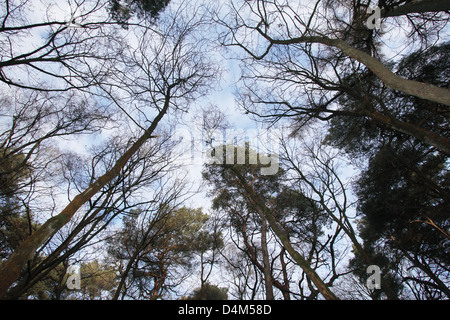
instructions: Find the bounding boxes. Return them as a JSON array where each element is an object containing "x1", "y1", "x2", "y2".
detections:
[{"x1": 0, "y1": 0, "x2": 448, "y2": 300}]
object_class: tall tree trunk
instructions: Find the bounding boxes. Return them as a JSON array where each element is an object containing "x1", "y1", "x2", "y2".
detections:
[
  {"x1": 0, "y1": 94, "x2": 171, "y2": 299},
  {"x1": 232, "y1": 168, "x2": 338, "y2": 300},
  {"x1": 279, "y1": 248, "x2": 291, "y2": 300},
  {"x1": 260, "y1": 216, "x2": 274, "y2": 300},
  {"x1": 239, "y1": 215, "x2": 293, "y2": 299},
  {"x1": 258, "y1": 204, "x2": 338, "y2": 300}
]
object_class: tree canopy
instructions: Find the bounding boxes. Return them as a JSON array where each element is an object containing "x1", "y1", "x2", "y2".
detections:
[{"x1": 0, "y1": 0, "x2": 448, "y2": 301}]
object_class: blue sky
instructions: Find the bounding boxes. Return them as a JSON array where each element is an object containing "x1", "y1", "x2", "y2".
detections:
[{"x1": 4, "y1": 0, "x2": 448, "y2": 299}]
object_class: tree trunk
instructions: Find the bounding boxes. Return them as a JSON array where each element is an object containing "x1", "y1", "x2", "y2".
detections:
[
  {"x1": 279, "y1": 248, "x2": 291, "y2": 300},
  {"x1": 381, "y1": 0, "x2": 450, "y2": 18},
  {"x1": 261, "y1": 34, "x2": 450, "y2": 153},
  {"x1": 364, "y1": 109, "x2": 450, "y2": 154},
  {"x1": 260, "y1": 34, "x2": 450, "y2": 107},
  {"x1": 400, "y1": 246, "x2": 450, "y2": 298},
  {"x1": 0, "y1": 94, "x2": 171, "y2": 298},
  {"x1": 112, "y1": 249, "x2": 140, "y2": 300},
  {"x1": 260, "y1": 216, "x2": 274, "y2": 300},
  {"x1": 232, "y1": 168, "x2": 338, "y2": 300},
  {"x1": 330, "y1": 38, "x2": 450, "y2": 107},
  {"x1": 239, "y1": 216, "x2": 293, "y2": 299},
  {"x1": 259, "y1": 204, "x2": 338, "y2": 300}
]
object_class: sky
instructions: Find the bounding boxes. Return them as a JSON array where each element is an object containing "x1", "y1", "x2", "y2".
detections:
[
  {"x1": 2, "y1": 0, "x2": 359, "y2": 262},
  {"x1": 4, "y1": 0, "x2": 448, "y2": 299},
  {"x1": 0, "y1": 0, "x2": 255, "y2": 215}
]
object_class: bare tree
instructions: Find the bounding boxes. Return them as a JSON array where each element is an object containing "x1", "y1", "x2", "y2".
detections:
[
  {"x1": 0, "y1": 0, "x2": 121, "y2": 92},
  {"x1": 279, "y1": 131, "x2": 401, "y2": 299},
  {"x1": 215, "y1": 0, "x2": 450, "y2": 154},
  {"x1": 108, "y1": 181, "x2": 195, "y2": 300},
  {"x1": 0, "y1": 2, "x2": 218, "y2": 298},
  {"x1": 3, "y1": 128, "x2": 181, "y2": 299},
  {"x1": 203, "y1": 145, "x2": 339, "y2": 300},
  {"x1": 220, "y1": 245, "x2": 261, "y2": 300},
  {"x1": 0, "y1": 0, "x2": 175, "y2": 92},
  {"x1": 0, "y1": 88, "x2": 109, "y2": 272}
]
